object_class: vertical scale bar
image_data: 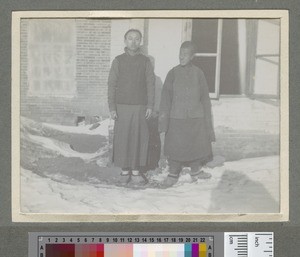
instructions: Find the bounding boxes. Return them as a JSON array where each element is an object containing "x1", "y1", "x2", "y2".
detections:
[
  {"x1": 161, "y1": 244, "x2": 169, "y2": 257},
  {"x1": 224, "y1": 233, "x2": 248, "y2": 257},
  {"x1": 96, "y1": 244, "x2": 104, "y2": 257},
  {"x1": 85, "y1": 244, "x2": 90, "y2": 257},
  {"x1": 74, "y1": 244, "x2": 82, "y2": 257},
  {"x1": 89, "y1": 244, "x2": 96, "y2": 257},
  {"x1": 185, "y1": 244, "x2": 192, "y2": 257},
  {"x1": 133, "y1": 244, "x2": 139, "y2": 257},
  {"x1": 148, "y1": 244, "x2": 158, "y2": 257},
  {"x1": 145, "y1": 244, "x2": 153, "y2": 257},
  {"x1": 199, "y1": 243, "x2": 206, "y2": 257},
  {"x1": 178, "y1": 244, "x2": 186, "y2": 257},
  {"x1": 237, "y1": 234, "x2": 248, "y2": 257},
  {"x1": 192, "y1": 243, "x2": 199, "y2": 257}
]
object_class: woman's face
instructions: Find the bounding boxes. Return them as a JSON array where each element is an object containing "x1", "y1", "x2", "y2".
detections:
[
  {"x1": 124, "y1": 31, "x2": 141, "y2": 52},
  {"x1": 179, "y1": 47, "x2": 194, "y2": 66}
]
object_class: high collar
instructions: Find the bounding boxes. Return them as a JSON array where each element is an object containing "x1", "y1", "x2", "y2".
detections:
[
  {"x1": 124, "y1": 47, "x2": 142, "y2": 56},
  {"x1": 179, "y1": 62, "x2": 193, "y2": 68}
]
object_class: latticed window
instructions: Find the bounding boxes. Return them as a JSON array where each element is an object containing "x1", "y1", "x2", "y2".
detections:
[
  {"x1": 182, "y1": 19, "x2": 223, "y2": 98},
  {"x1": 27, "y1": 19, "x2": 76, "y2": 97}
]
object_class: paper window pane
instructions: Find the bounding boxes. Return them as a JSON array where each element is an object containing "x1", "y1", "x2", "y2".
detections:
[
  {"x1": 192, "y1": 19, "x2": 218, "y2": 53},
  {"x1": 28, "y1": 19, "x2": 76, "y2": 97}
]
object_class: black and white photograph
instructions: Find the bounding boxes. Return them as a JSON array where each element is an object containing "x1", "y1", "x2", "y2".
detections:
[{"x1": 12, "y1": 11, "x2": 289, "y2": 222}]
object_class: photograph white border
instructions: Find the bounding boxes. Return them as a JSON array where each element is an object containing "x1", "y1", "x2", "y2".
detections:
[{"x1": 11, "y1": 10, "x2": 289, "y2": 222}]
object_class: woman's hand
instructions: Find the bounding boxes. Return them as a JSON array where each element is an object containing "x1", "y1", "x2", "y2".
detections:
[
  {"x1": 145, "y1": 108, "x2": 152, "y2": 119},
  {"x1": 110, "y1": 111, "x2": 118, "y2": 120}
]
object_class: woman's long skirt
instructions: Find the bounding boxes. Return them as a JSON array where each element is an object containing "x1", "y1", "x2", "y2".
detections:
[
  {"x1": 164, "y1": 117, "x2": 213, "y2": 164},
  {"x1": 113, "y1": 104, "x2": 149, "y2": 169}
]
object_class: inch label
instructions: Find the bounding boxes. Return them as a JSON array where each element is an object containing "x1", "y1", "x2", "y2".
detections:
[{"x1": 248, "y1": 233, "x2": 273, "y2": 257}]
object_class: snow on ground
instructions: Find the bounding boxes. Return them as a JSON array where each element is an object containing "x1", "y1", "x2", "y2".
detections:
[
  {"x1": 212, "y1": 98, "x2": 279, "y2": 134},
  {"x1": 42, "y1": 119, "x2": 112, "y2": 137},
  {"x1": 20, "y1": 113, "x2": 280, "y2": 214},
  {"x1": 28, "y1": 134, "x2": 106, "y2": 161},
  {"x1": 21, "y1": 156, "x2": 279, "y2": 214}
]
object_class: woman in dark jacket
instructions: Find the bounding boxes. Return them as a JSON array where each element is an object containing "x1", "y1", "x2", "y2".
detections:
[{"x1": 159, "y1": 41, "x2": 215, "y2": 187}]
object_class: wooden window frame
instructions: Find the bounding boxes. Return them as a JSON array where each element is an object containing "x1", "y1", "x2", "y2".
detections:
[
  {"x1": 247, "y1": 19, "x2": 280, "y2": 99},
  {"x1": 182, "y1": 19, "x2": 223, "y2": 99}
]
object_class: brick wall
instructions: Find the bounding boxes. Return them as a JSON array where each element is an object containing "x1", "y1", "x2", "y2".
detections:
[{"x1": 20, "y1": 19, "x2": 111, "y2": 125}]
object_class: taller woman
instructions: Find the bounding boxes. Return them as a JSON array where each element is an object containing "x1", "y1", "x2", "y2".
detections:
[{"x1": 107, "y1": 29, "x2": 155, "y2": 184}]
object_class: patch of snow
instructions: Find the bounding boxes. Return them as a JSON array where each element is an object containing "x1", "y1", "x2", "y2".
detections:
[
  {"x1": 20, "y1": 156, "x2": 280, "y2": 214},
  {"x1": 29, "y1": 134, "x2": 106, "y2": 161},
  {"x1": 42, "y1": 119, "x2": 112, "y2": 137},
  {"x1": 212, "y1": 98, "x2": 279, "y2": 134}
]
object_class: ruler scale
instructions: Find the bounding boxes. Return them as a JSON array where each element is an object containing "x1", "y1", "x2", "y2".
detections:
[
  {"x1": 224, "y1": 232, "x2": 274, "y2": 257},
  {"x1": 29, "y1": 232, "x2": 273, "y2": 257}
]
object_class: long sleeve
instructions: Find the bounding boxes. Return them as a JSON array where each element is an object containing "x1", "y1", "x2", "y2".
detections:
[
  {"x1": 145, "y1": 58, "x2": 155, "y2": 109},
  {"x1": 158, "y1": 69, "x2": 174, "y2": 133},
  {"x1": 107, "y1": 58, "x2": 119, "y2": 112},
  {"x1": 199, "y1": 70, "x2": 216, "y2": 142}
]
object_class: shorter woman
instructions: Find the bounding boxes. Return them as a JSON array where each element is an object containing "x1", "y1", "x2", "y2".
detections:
[{"x1": 159, "y1": 41, "x2": 215, "y2": 187}]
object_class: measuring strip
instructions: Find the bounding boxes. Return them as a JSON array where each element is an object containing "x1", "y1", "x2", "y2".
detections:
[{"x1": 29, "y1": 232, "x2": 273, "y2": 257}]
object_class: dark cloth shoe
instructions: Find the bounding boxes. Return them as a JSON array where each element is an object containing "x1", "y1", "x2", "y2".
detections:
[
  {"x1": 118, "y1": 173, "x2": 132, "y2": 185},
  {"x1": 161, "y1": 174, "x2": 179, "y2": 188},
  {"x1": 127, "y1": 174, "x2": 149, "y2": 187}
]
